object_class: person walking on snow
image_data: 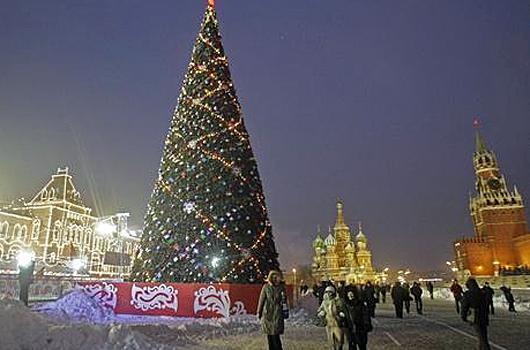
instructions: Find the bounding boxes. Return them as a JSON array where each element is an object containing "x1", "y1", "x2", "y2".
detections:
[
  {"x1": 461, "y1": 277, "x2": 490, "y2": 350},
  {"x1": 344, "y1": 285, "x2": 372, "y2": 350},
  {"x1": 362, "y1": 281, "x2": 378, "y2": 318},
  {"x1": 380, "y1": 283, "x2": 388, "y2": 303},
  {"x1": 426, "y1": 281, "x2": 434, "y2": 300},
  {"x1": 410, "y1": 282, "x2": 423, "y2": 314},
  {"x1": 391, "y1": 282, "x2": 405, "y2": 318},
  {"x1": 402, "y1": 282, "x2": 412, "y2": 314},
  {"x1": 482, "y1": 282, "x2": 494, "y2": 315},
  {"x1": 499, "y1": 285, "x2": 516, "y2": 312},
  {"x1": 317, "y1": 285, "x2": 348, "y2": 350},
  {"x1": 450, "y1": 279, "x2": 464, "y2": 314},
  {"x1": 258, "y1": 270, "x2": 288, "y2": 350}
]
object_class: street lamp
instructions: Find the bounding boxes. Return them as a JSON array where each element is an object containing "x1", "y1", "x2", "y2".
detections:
[
  {"x1": 292, "y1": 268, "x2": 297, "y2": 304},
  {"x1": 95, "y1": 213, "x2": 130, "y2": 280},
  {"x1": 16, "y1": 250, "x2": 35, "y2": 306}
]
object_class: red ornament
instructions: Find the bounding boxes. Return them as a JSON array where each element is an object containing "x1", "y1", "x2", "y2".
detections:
[
  {"x1": 208, "y1": 0, "x2": 215, "y2": 8},
  {"x1": 472, "y1": 117, "x2": 480, "y2": 129}
]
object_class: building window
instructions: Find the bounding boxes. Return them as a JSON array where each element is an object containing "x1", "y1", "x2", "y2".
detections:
[
  {"x1": 53, "y1": 221, "x2": 61, "y2": 242},
  {"x1": 0, "y1": 222, "x2": 8, "y2": 238},
  {"x1": 85, "y1": 229, "x2": 92, "y2": 245},
  {"x1": 19, "y1": 226, "x2": 28, "y2": 242},
  {"x1": 32, "y1": 219, "x2": 40, "y2": 240}
]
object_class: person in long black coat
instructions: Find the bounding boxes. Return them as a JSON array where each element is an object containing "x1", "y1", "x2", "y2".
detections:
[
  {"x1": 391, "y1": 282, "x2": 405, "y2": 318},
  {"x1": 344, "y1": 285, "x2": 372, "y2": 350},
  {"x1": 461, "y1": 277, "x2": 490, "y2": 350},
  {"x1": 499, "y1": 285, "x2": 516, "y2": 312},
  {"x1": 362, "y1": 281, "x2": 377, "y2": 318},
  {"x1": 380, "y1": 283, "x2": 388, "y2": 303},
  {"x1": 410, "y1": 282, "x2": 423, "y2": 315},
  {"x1": 482, "y1": 282, "x2": 494, "y2": 315},
  {"x1": 426, "y1": 281, "x2": 434, "y2": 300},
  {"x1": 402, "y1": 282, "x2": 412, "y2": 314}
]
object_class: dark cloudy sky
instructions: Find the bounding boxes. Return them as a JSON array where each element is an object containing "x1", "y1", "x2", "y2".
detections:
[{"x1": 1, "y1": 0, "x2": 529, "y2": 272}]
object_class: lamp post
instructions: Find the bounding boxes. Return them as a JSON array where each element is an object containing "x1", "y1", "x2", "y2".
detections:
[
  {"x1": 292, "y1": 268, "x2": 297, "y2": 305},
  {"x1": 95, "y1": 213, "x2": 130, "y2": 280},
  {"x1": 17, "y1": 250, "x2": 35, "y2": 306}
]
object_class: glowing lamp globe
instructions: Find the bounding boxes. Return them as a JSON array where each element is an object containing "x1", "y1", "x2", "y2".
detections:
[{"x1": 17, "y1": 251, "x2": 35, "y2": 268}]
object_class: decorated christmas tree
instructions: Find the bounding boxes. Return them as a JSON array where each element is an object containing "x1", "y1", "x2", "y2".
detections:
[{"x1": 131, "y1": 1, "x2": 280, "y2": 284}]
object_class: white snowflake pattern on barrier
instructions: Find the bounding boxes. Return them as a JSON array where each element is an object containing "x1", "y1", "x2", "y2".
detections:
[
  {"x1": 80, "y1": 282, "x2": 117, "y2": 310},
  {"x1": 193, "y1": 285, "x2": 247, "y2": 318},
  {"x1": 130, "y1": 284, "x2": 178, "y2": 312}
]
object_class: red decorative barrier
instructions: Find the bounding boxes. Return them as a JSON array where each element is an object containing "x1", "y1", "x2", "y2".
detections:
[{"x1": 77, "y1": 281, "x2": 292, "y2": 318}]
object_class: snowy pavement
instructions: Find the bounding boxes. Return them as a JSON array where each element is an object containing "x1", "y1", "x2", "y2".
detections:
[{"x1": 1, "y1": 291, "x2": 529, "y2": 349}]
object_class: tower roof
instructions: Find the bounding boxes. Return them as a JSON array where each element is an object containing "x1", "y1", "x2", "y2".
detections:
[
  {"x1": 29, "y1": 167, "x2": 85, "y2": 207},
  {"x1": 334, "y1": 198, "x2": 349, "y2": 229},
  {"x1": 324, "y1": 232, "x2": 336, "y2": 246},
  {"x1": 475, "y1": 130, "x2": 488, "y2": 153}
]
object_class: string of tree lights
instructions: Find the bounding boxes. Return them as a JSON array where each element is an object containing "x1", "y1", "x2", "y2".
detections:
[{"x1": 131, "y1": 1, "x2": 280, "y2": 284}]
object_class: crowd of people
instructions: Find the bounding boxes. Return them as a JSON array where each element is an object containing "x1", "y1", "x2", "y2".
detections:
[{"x1": 258, "y1": 271, "x2": 519, "y2": 350}]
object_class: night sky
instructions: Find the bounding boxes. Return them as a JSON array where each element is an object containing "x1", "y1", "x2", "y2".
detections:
[{"x1": 1, "y1": 0, "x2": 529, "y2": 272}]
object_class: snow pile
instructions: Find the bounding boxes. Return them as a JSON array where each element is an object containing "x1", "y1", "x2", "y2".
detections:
[
  {"x1": 34, "y1": 289, "x2": 114, "y2": 324},
  {"x1": 433, "y1": 287, "x2": 530, "y2": 312},
  {"x1": 433, "y1": 287, "x2": 453, "y2": 300},
  {"x1": 0, "y1": 297, "x2": 177, "y2": 350}
]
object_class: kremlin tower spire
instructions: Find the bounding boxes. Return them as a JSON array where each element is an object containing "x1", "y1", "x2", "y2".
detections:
[{"x1": 454, "y1": 124, "x2": 530, "y2": 277}]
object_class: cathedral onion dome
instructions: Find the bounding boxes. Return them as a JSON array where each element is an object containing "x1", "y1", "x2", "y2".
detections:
[
  {"x1": 324, "y1": 233, "x2": 336, "y2": 246},
  {"x1": 313, "y1": 234, "x2": 324, "y2": 249},
  {"x1": 356, "y1": 222, "x2": 367, "y2": 243}
]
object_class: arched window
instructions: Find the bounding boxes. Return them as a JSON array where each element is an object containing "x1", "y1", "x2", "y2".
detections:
[
  {"x1": 0, "y1": 222, "x2": 8, "y2": 238},
  {"x1": 19, "y1": 226, "x2": 28, "y2": 242},
  {"x1": 53, "y1": 221, "x2": 61, "y2": 242},
  {"x1": 41, "y1": 190, "x2": 48, "y2": 201},
  {"x1": 49, "y1": 188, "x2": 56, "y2": 200},
  {"x1": 13, "y1": 224, "x2": 22, "y2": 241},
  {"x1": 84, "y1": 229, "x2": 92, "y2": 245},
  {"x1": 32, "y1": 219, "x2": 40, "y2": 240},
  {"x1": 75, "y1": 227, "x2": 82, "y2": 244}
]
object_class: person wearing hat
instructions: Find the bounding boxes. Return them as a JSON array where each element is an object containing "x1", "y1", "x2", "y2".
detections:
[
  {"x1": 258, "y1": 270, "x2": 287, "y2": 350},
  {"x1": 317, "y1": 285, "x2": 348, "y2": 350}
]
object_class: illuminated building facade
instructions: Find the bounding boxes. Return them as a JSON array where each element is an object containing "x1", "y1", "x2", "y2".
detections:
[
  {"x1": 0, "y1": 167, "x2": 140, "y2": 278},
  {"x1": 454, "y1": 130, "x2": 530, "y2": 276},
  {"x1": 312, "y1": 200, "x2": 377, "y2": 283}
]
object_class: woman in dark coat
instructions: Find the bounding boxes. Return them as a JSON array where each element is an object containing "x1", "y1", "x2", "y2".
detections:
[
  {"x1": 344, "y1": 285, "x2": 372, "y2": 350},
  {"x1": 258, "y1": 270, "x2": 287, "y2": 350}
]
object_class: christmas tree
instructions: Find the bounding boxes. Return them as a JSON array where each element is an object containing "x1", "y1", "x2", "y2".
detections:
[{"x1": 131, "y1": 1, "x2": 280, "y2": 284}]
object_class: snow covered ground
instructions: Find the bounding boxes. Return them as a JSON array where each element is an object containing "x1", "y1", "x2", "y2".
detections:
[
  {"x1": 1, "y1": 288, "x2": 529, "y2": 349},
  {"x1": 0, "y1": 290, "x2": 314, "y2": 350}
]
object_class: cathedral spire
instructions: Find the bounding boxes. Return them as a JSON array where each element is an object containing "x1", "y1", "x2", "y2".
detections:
[{"x1": 336, "y1": 199, "x2": 345, "y2": 226}]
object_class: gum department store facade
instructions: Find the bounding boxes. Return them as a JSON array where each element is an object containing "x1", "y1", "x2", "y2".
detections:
[{"x1": 0, "y1": 167, "x2": 140, "y2": 278}]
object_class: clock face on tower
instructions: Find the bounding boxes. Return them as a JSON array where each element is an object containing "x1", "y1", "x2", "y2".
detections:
[{"x1": 487, "y1": 178, "x2": 501, "y2": 191}]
